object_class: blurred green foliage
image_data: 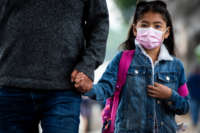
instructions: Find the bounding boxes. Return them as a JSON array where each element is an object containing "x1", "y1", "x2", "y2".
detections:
[
  {"x1": 114, "y1": 0, "x2": 137, "y2": 9},
  {"x1": 113, "y1": 0, "x2": 137, "y2": 23}
]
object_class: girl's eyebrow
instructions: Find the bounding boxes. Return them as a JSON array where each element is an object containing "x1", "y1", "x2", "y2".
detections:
[
  {"x1": 140, "y1": 20, "x2": 149, "y2": 24},
  {"x1": 153, "y1": 21, "x2": 164, "y2": 24},
  {"x1": 140, "y1": 20, "x2": 164, "y2": 25}
]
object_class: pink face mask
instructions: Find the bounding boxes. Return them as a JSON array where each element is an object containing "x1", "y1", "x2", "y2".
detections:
[{"x1": 136, "y1": 27, "x2": 164, "y2": 50}]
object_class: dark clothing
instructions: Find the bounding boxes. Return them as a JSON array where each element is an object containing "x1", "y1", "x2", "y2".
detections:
[
  {"x1": 190, "y1": 99, "x2": 200, "y2": 125},
  {"x1": 0, "y1": 0, "x2": 109, "y2": 90},
  {"x1": 0, "y1": 87, "x2": 81, "y2": 133},
  {"x1": 187, "y1": 73, "x2": 200, "y2": 126},
  {"x1": 187, "y1": 74, "x2": 200, "y2": 101}
]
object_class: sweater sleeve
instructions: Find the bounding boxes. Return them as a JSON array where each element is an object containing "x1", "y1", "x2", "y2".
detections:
[
  {"x1": 167, "y1": 60, "x2": 190, "y2": 115},
  {"x1": 85, "y1": 52, "x2": 122, "y2": 102},
  {"x1": 75, "y1": 0, "x2": 109, "y2": 80},
  {"x1": 0, "y1": 0, "x2": 7, "y2": 21}
]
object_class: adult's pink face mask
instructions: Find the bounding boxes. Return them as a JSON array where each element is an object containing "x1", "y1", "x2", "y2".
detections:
[{"x1": 136, "y1": 27, "x2": 164, "y2": 50}]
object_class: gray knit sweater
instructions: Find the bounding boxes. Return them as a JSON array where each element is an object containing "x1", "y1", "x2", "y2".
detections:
[{"x1": 0, "y1": 0, "x2": 109, "y2": 90}]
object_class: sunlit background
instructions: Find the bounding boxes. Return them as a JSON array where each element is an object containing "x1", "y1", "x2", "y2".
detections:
[{"x1": 79, "y1": 0, "x2": 200, "y2": 133}]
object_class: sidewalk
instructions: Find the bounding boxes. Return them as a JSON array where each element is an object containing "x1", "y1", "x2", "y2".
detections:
[{"x1": 176, "y1": 114, "x2": 200, "y2": 133}]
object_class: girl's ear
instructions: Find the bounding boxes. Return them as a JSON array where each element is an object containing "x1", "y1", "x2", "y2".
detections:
[
  {"x1": 133, "y1": 24, "x2": 137, "y2": 37},
  {"x1": 164, "y1": 27, "x2": 170, "y2": 39}
]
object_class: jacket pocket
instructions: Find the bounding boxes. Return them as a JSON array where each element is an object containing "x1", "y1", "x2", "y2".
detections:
[{"x1": 157, "y1": 72, "x2": 178, "y2": 90}]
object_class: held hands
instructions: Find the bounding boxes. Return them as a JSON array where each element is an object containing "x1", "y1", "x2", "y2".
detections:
[
  {"x1": 71, "y1": 70, "x2": 93, "y2": 93},
  {"x1": 147, "y1": 82, "x2": 172, "y2": 99},
  {"x1": 71, "y1": 70, "x2": 173, "y2": 97}
]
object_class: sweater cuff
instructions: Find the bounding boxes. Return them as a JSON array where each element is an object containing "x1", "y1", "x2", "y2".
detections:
[{"x1": 75, "y1": 63, "x2": 95, "y2": 81}]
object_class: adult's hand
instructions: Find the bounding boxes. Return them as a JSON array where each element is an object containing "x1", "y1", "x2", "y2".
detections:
[
  {"x1": 71, "y1": 69, "x2": 79, "y2": 83},
  {"x1": 74, "y1": 72, "x2": 93, "y2": 93}
]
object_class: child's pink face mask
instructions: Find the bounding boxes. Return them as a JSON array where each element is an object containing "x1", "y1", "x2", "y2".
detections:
[{"x1": 136, "y1": 27, "x2": 164, "y2": 49}]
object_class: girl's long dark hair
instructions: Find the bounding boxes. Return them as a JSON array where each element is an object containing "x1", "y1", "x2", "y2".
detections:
[{"x1": 120, "y1": 0, "x2": 175, "y2": 56}]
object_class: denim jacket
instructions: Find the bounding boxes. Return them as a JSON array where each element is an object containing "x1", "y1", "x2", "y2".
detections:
[{"x1": 86, "y1": 41, "x2": 190, "y2": 133}]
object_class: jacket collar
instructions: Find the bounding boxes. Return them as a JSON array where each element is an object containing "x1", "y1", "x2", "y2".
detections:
[{"x1": 135, "y1": 40, "x2": 173, "y2": 62}]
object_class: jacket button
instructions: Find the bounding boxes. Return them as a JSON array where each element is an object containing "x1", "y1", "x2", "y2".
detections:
[
  {"x1": 157, "y1": 100, "x2": 160, "y2": 104},
  {"x1": 166, "y1": 76, "x2": 170, "y2": 81},
  {"x1": 161, "y1": 121, "x2": 164, "y2": 126},
  {"x1": 135, "y1": 70, "x2": 139, "y2": 74}
]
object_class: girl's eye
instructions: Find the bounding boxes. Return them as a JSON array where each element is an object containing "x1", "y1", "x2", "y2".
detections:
[
  {"x1": 155, "y1": 25, "x2": 162, "y2": 29},
  {"x1": 141, "y1": 24, "x2": 148, "y2": 27}
]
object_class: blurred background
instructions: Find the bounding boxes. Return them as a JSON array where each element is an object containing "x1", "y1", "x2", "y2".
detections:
[{"x1": 79, "y1": 0, "x2": 200, "y2": 133}]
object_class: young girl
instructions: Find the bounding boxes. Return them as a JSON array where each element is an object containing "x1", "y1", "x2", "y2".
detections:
[{"x1": 74, "y1": 1, "x2": 190, "y2": 133}]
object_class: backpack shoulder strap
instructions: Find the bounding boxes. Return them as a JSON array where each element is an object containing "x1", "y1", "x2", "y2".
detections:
[
  {"x1": 116, "y1": 50, "x2": 135, "y2": 89},
  {"x1": 109, "y1": 50, "x2": 135, "y2": 132}
]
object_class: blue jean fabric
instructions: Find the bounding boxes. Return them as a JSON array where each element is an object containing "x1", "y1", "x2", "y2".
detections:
[
  {"x1": 0, "y1": 87, "x2": 81, "y2": 133},
  {"x1": 86, "y1": 45, "x2": 190, "y2": 133}
]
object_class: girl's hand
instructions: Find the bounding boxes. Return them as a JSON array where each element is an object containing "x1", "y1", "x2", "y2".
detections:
[
  {"x1": 74, "y1": 72, "x2": 93, "y2": 93},
  {"x1": 147, "y1": 82, "x2": 172, "y2": 99}
]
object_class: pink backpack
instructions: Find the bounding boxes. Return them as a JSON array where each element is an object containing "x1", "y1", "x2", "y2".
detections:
[{"x1": 102, "y1": 50, "x2": 135, "y2": 133}]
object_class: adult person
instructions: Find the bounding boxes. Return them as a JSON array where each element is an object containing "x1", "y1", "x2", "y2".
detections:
[
  {"x1": 0, "y1": 0, "x2": 109, "y2": 133},
  {"x1": 187, "y1": 64, "x2": 200, "y2": 127}
]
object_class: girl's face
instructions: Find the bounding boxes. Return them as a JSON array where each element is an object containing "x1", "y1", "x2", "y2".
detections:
[{"x1": 133, "y1": 11, "x2": 170, "y2": 40}]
